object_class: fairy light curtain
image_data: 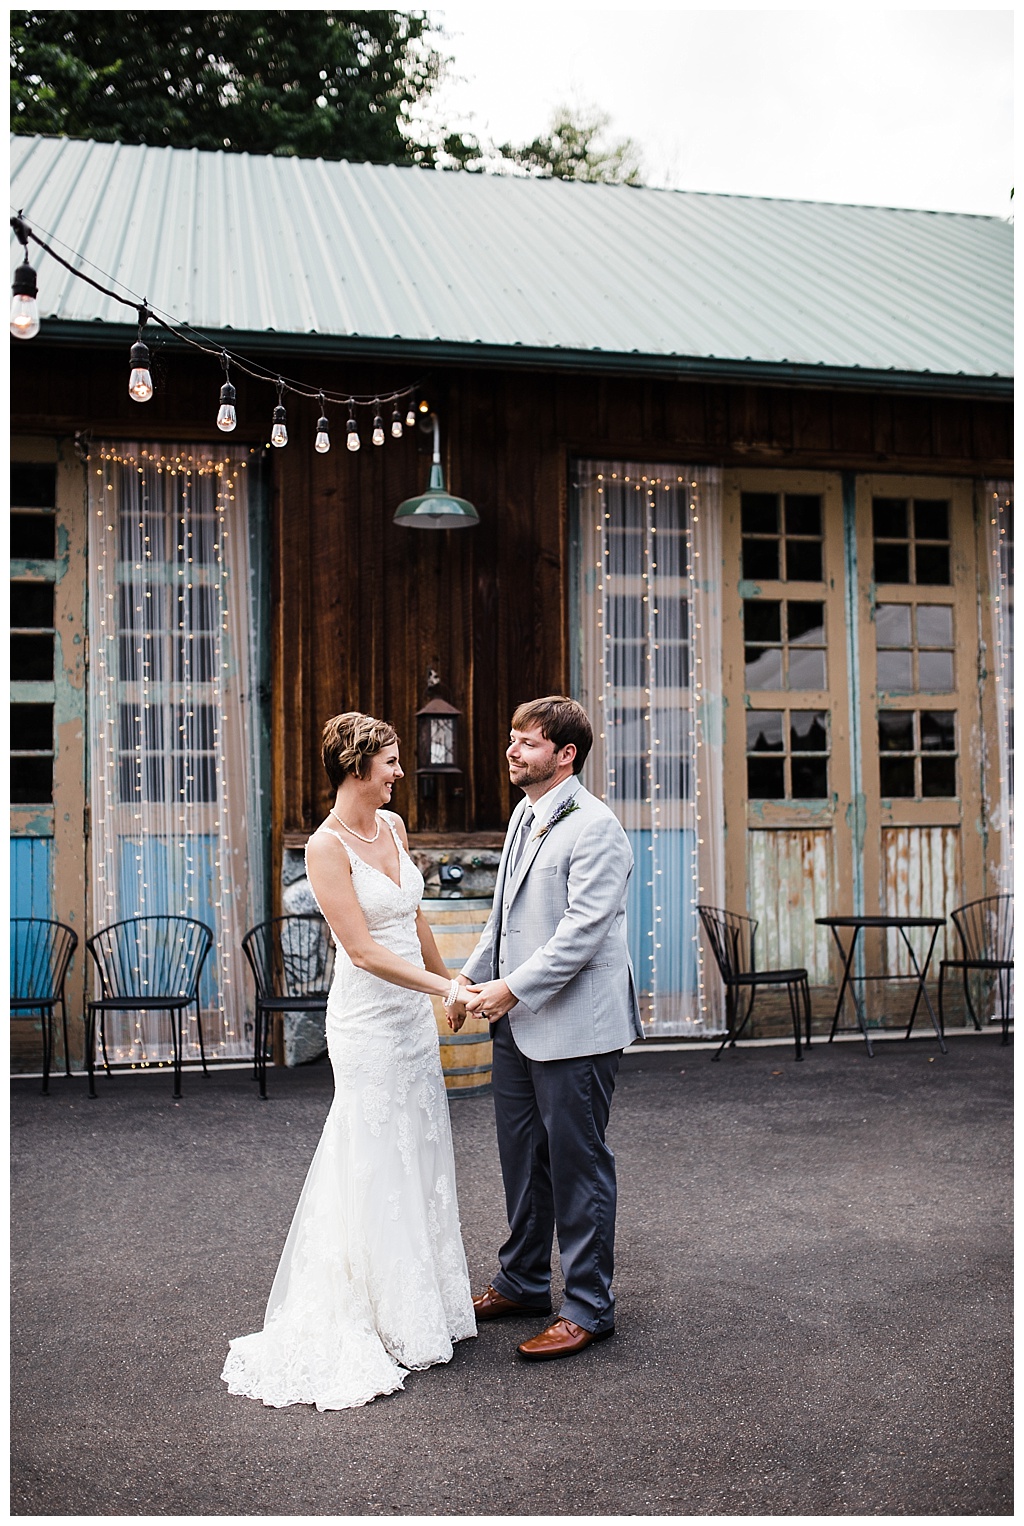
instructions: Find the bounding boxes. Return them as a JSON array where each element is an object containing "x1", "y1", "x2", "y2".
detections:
[
  {"x1": 87, "y1": 442, "x2": 264, "y2": 1063},
  {"x1": 576, "y1": 462, "x2": 725, "y2": 1036},
  {"x1": 985, "y1": 482, "x2": 1013, "y2": 891}
]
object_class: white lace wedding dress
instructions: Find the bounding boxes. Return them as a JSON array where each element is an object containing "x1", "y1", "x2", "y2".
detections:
[{"x1": 221, "y1": 814, "x2": 476, "y2": 1410}]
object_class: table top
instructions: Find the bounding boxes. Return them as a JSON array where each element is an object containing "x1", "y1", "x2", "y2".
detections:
[{"x1": 815, "y1": 915, "x2": 945, "y2": 929}]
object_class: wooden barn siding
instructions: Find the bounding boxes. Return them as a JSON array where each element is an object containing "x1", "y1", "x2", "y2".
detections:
[{"x1": 11, "y1": 344, "x2": 1013, "y2": 849}]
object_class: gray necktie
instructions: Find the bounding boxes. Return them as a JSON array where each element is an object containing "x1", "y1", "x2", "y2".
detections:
[{"x1": 511, "y1": 807, "x2": 534, "y2": 871}]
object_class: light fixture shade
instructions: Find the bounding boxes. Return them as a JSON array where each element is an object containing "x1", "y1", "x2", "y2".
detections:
[{"x1": 394, "y1": 461, "x2": 479, "y2": 530}]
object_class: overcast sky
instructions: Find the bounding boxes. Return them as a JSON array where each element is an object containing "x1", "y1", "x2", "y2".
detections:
[{"x1": 425, "y1": 4, "x2": 1013, "y2": 217}]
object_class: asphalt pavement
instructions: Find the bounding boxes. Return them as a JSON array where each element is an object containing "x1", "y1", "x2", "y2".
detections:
[{"x1": 10, "y1": 1033, "x2": 1012, "y2": 1517}]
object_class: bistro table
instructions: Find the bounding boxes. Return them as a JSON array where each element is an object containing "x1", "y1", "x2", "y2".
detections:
[{"x1": 815, "y1": 915, "x2": 947, "y2": 1058}]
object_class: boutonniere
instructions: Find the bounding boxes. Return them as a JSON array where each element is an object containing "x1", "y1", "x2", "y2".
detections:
[{"x1": 532, "y1": 797, "x2": 580, "y2": 840}]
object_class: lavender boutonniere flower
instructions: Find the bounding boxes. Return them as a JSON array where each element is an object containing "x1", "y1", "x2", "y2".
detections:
[{"x1": 532, "y1": 797, "x2": 580, "y2": 840}]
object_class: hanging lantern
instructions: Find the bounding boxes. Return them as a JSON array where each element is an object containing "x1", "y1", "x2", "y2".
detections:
[{"x1": 416, "y1": 695, "x2": 462, "y2": 775}]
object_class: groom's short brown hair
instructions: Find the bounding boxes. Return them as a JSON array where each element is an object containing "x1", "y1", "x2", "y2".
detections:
[{"x1": 511, "y1": 696, "x2": 593, "y2": 774}]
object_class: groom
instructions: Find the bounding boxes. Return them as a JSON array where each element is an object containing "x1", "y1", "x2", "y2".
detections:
[{"x1": 460, "y1": 696, "x2": 643, "y2": 1360}]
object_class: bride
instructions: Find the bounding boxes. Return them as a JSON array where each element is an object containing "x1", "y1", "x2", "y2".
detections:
[{"x1": 222, "y1": 712, "x2": 477, "y2": 1410}]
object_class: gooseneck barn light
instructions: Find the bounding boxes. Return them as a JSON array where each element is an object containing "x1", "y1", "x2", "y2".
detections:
[{"x1": 393, "y1": 412, "x2": 480, "y2": 530}]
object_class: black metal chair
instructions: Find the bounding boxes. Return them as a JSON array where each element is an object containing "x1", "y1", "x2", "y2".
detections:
[
  {"x1": 241, "y1": 915, "x2": 335, "y2": 1099},
  {"x1": 11, "y1": 918, "x2": 79, "y2": 1094},
  {"x1": 939, "y1": 894, "x2": 1013, "y2": 1045},
  {"x1": 85, "y1": 916, "x2": 214, "y2": 1098},
  {"x1": 697, "y1": 905, "x2": 812, "y2": 1062}
]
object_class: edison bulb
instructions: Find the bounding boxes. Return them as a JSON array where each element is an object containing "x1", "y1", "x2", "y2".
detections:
[
  {"x1": 391, "y1": 408, "x2": 403, "y2": 438},
  {"x1": 315, "y1": 417, "x2": 331, "y2": 453},
  {"x1": 271, "y1": 421, "x2": 288, "y2": 447},
  {"x1": 405, "y1": 407, "x2": 416, "y2": 427},
  {"x1": 217, "y1": 403, "x2": 237, "y2": 431},
  {"x1": 372, "y1": 414, "x2": 385, "y2": 446},
  {"x1": 10, "y1": 292, "x2": 39, "y2": 340},
  {"x1": 129, "y1": 367, "x2": 154, "y2": 402},
  {"x1": 346, "y1": 421, "x2": 361, "y2": 452}
]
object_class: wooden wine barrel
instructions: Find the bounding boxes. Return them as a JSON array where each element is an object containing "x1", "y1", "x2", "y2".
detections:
[{"x1": 421, "y1": 896, "x2": 494, "y2": 1096}]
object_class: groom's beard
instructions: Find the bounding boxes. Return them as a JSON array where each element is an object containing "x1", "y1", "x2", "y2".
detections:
[{"x1": 508, "y1": 756, "x2": 559, "y2": 789}]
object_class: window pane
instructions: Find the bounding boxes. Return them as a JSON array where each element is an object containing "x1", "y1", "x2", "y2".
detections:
[
  {"x1": 791, "y1": 756, "x2": 828, "y2": 797},
  {"x1": 11, "y1": 703, "x2": 52, "y2": 751},
  {"x1": 917, "y1": 651, "x2": 954, "y2": 691},
  {"x1": 915, "y1": 605, "x2": 952, "y2": 646},
  {"x1": 913, "y1": 500, "x2": 949, "y2": 539},
  {"x1": 880, "y1": 757, "x2": 915, "y2": 797},
  {"x1": 607, "y1": 529, "x2": 643, "y2": 574},
  {"x1": 787, "y1": 648, "x2": 826, "y2": 689},
  {"x1": 10, "y1": 755, "x2": 53, "y2": 803},
  {"x1": 747, "y1": 756, "x2": 785, "y2": 798},
  {"x1": 745, "y1": 647, "x2": 784, "y2": 689},
  {"x1": 875, "y1": 604, "x2": 912, "y2": 647},
  {"x1": 790, "y1": 711, "x2": 828, "y2": 751},
  {"x1": 783, "y1": 495, "x2": 821, "y2": 536},
  {"x1": 747, "y1": 711, "x2": 784, "y2": 751},
  {"x1": 915, "y1": 545, "x2": 950, "y2": 585},
  {"x1": 921, "y1": 757, "x2": 956, "y2": 797},
  {"x1": 653, "y1": 642, "x2": 690, "y2": 688},
  {"x1": 743, "y1": 600, "x2": 781, "y2": 643},
  {"x1": 879, "y1": 711, "x2": 914, "y2": 752},
  {"x1": 876, "y1": 650, "x2": 913, "y2": 692},
  {"x1": 10, "y1": 583, "x2": 54, "y2": 628},
  {"x1": 920, "y1": 710, "x2": 955, "y2": 751},
  {"x1": 873, "y1": 498, "x2": 908, "y2": 538},
  {"x1": 10, "y1": 464, "x2": 56, "y2": 507},
  {"x1": 610, "y1": 643, "x2": 645, "y2": 686},
  {"x1": 741, "y1": 493, "x2": 778, "y2": 534},
  {"x1": 10, "y1": 513, "x2": 55, "y2": 559},
  {"x1": 788, "y1": 601, "x2": 825, "y2": 644},
  {"x1": 784, "y1": 540, "x2": 823, "y2": 582},
  {"x1": 10, "y1": 633, "x2": 54, "y2": 681},
  {"x1": 875, "y1": 543, "x2": 910, "y2": 583},
  {"x1": 742, "y1": 538, "x2": 779, "y2": 580}
]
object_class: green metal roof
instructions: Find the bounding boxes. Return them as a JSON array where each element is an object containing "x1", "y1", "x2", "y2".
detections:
[{"x1": 10, "y1": 133, "x2": 1013, "y2": 390}]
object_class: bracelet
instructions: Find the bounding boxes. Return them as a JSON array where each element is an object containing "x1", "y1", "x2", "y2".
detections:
[{"x1": 441, "y1": 977, "x2": 462, "y2": 1010}]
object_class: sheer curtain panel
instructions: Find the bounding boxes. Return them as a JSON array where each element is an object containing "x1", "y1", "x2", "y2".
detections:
[
  {"x1": 87, "y1": 444, "x2": 264, "y2": 1064},
  {"x1": 576, "y1": 462, "x2": 725, "y2": 1036}
]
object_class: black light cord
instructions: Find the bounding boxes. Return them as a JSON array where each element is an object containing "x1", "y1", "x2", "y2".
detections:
[{"x1": 10, "y1": 212, "x2": 425, "y2": 411}]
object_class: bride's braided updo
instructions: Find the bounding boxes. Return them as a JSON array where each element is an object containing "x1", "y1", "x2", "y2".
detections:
[{"x1": 321, "y1": 712, "x2": 400, "y2": 789}]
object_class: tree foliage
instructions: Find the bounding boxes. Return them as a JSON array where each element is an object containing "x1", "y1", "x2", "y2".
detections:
[
  {"x1": 495, "y1": 105, "x2": 644, "y2": 186},
  {"x1": 9, "y1": 10, "x2": 478, "y2": 165},
  {"x1": 10, "y1": 14, "x2": 644, "y2": 184}
]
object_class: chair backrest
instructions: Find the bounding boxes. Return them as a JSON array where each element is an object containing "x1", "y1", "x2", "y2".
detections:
[
  {"x1": 951, "y1": 894, "x2": 1013, "y2": 965},
  {"x1": 241, "y1": 916, "x2": 335, "y2": 999},
  {"x1": 10, "y1": 918, "x2": 78, "y2": 1004},
  {"x1": 86, "y1": 916, "x2": 213, "y2": 1000},
  {"x1": 697, "y1": 905, "x2": 757, "y2": 982}
]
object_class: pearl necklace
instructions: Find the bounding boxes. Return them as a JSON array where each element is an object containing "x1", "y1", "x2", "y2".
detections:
[{"x1": 329, "y1": 806, "x2": 381, "y2": 844}]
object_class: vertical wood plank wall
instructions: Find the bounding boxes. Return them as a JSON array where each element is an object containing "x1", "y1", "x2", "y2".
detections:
[{"x1": 9, "y1": 344, "x2": 1013, "y2": 860}]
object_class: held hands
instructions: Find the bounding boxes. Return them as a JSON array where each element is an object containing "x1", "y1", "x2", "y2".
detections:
[{"x1": 462, "y1": 978, "x2": 519, "y2": 1024}]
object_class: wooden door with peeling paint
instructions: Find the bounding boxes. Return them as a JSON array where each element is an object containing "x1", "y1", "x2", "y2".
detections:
[
  {"x1": 723, "y1": 467, "x2": 1004, "y2": 1026},
  {"x1": 722, "y1": 470, "x2": 851, "y2": 994},
  {"x1": 854, "y1": 475, "x2": 990, "y2": 1014}
]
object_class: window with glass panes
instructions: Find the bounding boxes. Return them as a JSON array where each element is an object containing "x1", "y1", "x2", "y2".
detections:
[
  {"x1": 10, "y1": 463, "x2": 57, "y2": 805},
  {"x1": 740, "y1": 489, "x2": 831, "y2": 801},
  {"x1": 746, "y1": 709, "x2": 830, "y2": 799},
  {"x1": 878, "y1": 710, "x2": 957, "y2": 798},
  {"x1": 873, "y1": 497, "x2": 951, "y2": 585}
]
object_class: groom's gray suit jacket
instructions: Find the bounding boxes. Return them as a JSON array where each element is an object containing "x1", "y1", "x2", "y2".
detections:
[{"x1": 460, "y1": 783, "x2": 644, "y2": 1061}]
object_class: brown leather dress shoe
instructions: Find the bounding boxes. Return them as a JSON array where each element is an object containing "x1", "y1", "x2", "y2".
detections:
[
  {"x1": 472, "y1": 1285, "x2": 552, "y2": 1321},
  {"x1": 517, "y1": 1317, "x2": 615, "y2": 1360}
]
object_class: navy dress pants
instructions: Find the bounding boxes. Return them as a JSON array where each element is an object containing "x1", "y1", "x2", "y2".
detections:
[{"x1": 489, "y1": 1015, "x2": 620, "y2": 1334}]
